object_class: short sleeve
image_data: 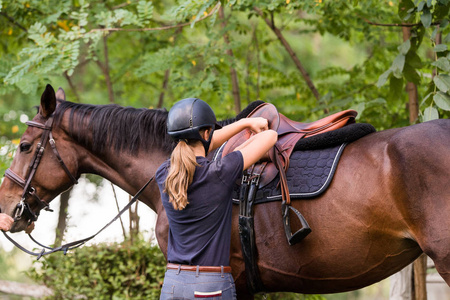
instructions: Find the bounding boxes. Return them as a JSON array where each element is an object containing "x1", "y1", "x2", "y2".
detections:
[{"x1": 213, "y1": 151, "x2": 243, "y2": 188}]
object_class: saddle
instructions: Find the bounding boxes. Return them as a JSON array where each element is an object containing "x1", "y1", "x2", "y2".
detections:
[{"x1": 224, "y1": 103, "x2": 357, "y2": 243}]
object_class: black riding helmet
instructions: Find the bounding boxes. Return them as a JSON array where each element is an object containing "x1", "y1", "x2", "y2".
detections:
[{"x1": 167, "y1": 98, "x2": 221, "y2": 155}]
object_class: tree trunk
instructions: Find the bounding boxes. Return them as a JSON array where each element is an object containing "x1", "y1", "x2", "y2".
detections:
[
  {"x1": 95, "y1": 34, "x2": 115, "y2": 103},
  {"x1": 54, "y1": 188, "x2": 71, "y2": 246},
  {"x1": 158, "y1": 69, "x2": 171, "y2": 108},
  {"x1": 413, "y1": 254, "x2": 428, "y2": 300},
  {"x1": 402, "y1": 27, "x2": 419, "y2": 124},
  {"x1": 219, "y1": 6, "x2": 241, "y2": 114},
  {"x1": 129, "y1": 195, "x2": 140, "y2": 242}
]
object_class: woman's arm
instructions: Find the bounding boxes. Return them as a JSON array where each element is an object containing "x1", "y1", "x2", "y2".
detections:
[
  {"x1": 209, "y1": 117, "x2": 269, "y2": 152},
  {"x1": 236, "y1": 129, "x2": 278, "y2": 170}
]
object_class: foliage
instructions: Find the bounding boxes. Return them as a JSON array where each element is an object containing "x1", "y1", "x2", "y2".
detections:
[{"x1": 28, "y1": 237, "x2": 166, "y2": 299}]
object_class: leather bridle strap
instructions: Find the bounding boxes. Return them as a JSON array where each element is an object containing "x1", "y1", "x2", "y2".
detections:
[
  {"x1": 2, "y1": 176, "x2": 154, "y2": 260},
  {"x1": 4, "y1": 115, "x2": 78, "y2": 221}
]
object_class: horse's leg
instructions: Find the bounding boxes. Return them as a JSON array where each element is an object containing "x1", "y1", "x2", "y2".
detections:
[{"x1": 389, "y1": 122, "x2": 450, "y2": 285}]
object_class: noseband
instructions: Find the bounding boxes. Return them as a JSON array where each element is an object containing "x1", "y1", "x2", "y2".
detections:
[{"x1": 4, "y1": 115, "x2": 78, "y2": 223}]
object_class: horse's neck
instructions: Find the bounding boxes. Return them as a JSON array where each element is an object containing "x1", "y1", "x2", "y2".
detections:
[
  {"x1": 85, "y1": 147, "x2": 168, "y2": 212},
  {"x1": 58, "y1": 117, "x2": 169, "y2": 213}
]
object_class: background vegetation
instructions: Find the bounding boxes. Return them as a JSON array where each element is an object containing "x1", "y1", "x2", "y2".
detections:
[{"x1": 1, "y1": 0, "x2": 449, "y2": 298}]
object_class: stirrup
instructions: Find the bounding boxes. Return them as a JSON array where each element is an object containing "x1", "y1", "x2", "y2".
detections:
[{"x1": 282, "y1": 202, "x2": 311, "y2": 245}]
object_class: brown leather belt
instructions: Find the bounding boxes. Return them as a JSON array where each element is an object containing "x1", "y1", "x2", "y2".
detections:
[{"x1": 167, "y1": 263, "x2": 232, "y2": 273}]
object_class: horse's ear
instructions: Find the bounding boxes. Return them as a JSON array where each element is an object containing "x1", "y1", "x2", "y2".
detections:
[
  {"x1": 55, "y1": 87, "x2": 66, "y2": 101},
  {"x1": 39, "y1": 84, "x2": 57, "y2": 118}
]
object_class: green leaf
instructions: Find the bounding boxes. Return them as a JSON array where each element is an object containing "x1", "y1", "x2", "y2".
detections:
[
  {"x1": 417, "y1": 1, "x2": 426, "y2": 11},
  {"x1": 423, "y1": 106, "x2": 439, "y2": 121},
  {"x1": 377, "y1": 69, "x2": 391, "y2": 87},
  {"x1": 403, "y1": 64, "x2": 421, "y2": 84},
  {"x1": 398, "y1": 40, "x2": 411, "y2": 55},
  {"x1": 137, "y1": 0, "x2": 153, "y2": 25},
  {"x1": 434, "y1": 92, "x2": 450, "y2": 111},
  {"x1": 421, "y1": 8, "x2": 432, "y2": 28},
  {"x1": 431, "y1": 57, "x2": 450, "y2": 72},
  {"x1": 444, "y1": 33, "x2": 450, "y2": 44},
  {"x1": 389, "y1": 76, "x2": 404, "y2": 99},
  {"x1": 398, "y1": 0, "x2": 415, "y2": 20},
  {"x1": 433, "y1": 74, "x2": 450, "y2": 93},
  {"x1": 392, "y1": 54, "x2": 406, "y2": 78},
  {"x1": 406, "y1": 51, "x2": 422, "y2": 68},
  {"x1": 434, "y1": 44, "x2": 448, "y2": 52}
]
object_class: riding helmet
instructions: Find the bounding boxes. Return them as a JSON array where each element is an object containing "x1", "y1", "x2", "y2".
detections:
[{"x1": 167, "y1": 98, "x2": 221, "y2": 154}]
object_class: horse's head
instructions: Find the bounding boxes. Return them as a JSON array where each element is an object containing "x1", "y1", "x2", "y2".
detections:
[{"x1": 0, "y1": 84, "x2": 79, "y2": 232}]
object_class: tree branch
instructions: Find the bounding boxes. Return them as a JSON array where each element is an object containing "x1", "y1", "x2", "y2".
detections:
[
  {"x1": 99, "y1": 35, "x2": 115, "y2": 103},
  {"x1": 219, "y1": 6, "x2": 241, "y2": 114},
  {"x1": 0, "y1": 12, "x2": 28, "y2": 32},
  {"x1": 158, "y1": 27, "x2": 183, "y2": 108},
  {"x1": 358, "y1": 14, "x2": 440, "y2": 27},
  {"x1": 64, "y1": 72, "x2": 81, "y2": 102},
  {"x1": 86, "y1": 2, "x2": 221, "y2": 35},
  {"x1": 253, "y1": 7, "x2": 321, "y2": 102}
]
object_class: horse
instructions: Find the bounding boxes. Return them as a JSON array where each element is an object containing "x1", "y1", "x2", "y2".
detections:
[{"x1": 1, "y1": 84, "x2": 450, "y2": 299}]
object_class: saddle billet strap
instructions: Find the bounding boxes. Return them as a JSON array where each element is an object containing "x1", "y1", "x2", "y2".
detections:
[{"x1": 238, "y1": 164, "x2": 266, "y2": 295}]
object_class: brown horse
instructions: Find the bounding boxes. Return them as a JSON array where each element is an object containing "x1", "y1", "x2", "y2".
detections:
[{"x1": 1, "y1": 85, "x2": 450, "y2": 298}]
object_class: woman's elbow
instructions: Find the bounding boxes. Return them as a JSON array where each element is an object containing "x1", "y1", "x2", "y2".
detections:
[{"x1": 267, "y1": 129, "x2": 278, "y2": 146}]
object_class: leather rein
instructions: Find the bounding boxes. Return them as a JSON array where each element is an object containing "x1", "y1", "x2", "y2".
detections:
[{"x1": 2, "y1": 115, "x2": 154, "y2": 259}]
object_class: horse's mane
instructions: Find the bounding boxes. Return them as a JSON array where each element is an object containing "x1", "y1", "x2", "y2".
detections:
[
  {"x1": 53, "y1": 101, "x2": 175, "y2": 155},
  {"x1": 53, "y1": 100, "x2": 264, "y2": 155}
]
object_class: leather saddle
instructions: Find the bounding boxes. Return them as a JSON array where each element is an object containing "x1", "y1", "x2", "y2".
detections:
[
  {"x1": 223, "y1": 103, "x2": 357, "y2": 190},
  {"x1": 224, "y1": 103, "x2": 357, "y2": 245}
]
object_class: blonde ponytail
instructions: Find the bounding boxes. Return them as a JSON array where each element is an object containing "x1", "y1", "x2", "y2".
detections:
[{"x1": 164, "y1": 140, "x2": 199, "y2": 210}]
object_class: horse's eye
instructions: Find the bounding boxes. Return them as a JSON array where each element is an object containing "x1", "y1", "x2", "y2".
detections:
[{"x1": 20, "y1": 143, "x2": 32, "y2": 153}]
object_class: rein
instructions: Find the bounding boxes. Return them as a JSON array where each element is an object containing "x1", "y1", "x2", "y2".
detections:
[
  {"x1": 2, "y1": 114, "x2": 154, "y2": 259},
  {"x1": 2, "y1": 176, "x2": 154, "y2": 259}
]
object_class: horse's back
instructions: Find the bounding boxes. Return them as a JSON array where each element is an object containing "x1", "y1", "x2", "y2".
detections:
[{"x1": 235, "y1": 120, "x2": 450, "y2": 294}]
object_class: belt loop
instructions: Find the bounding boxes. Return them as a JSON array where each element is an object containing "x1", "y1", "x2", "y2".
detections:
[
  {"x1": 221, "y1": 266, "x2": 224, "y2": 278},
  {"x1": 196, "y1": 265, "x2": 200, "y2": 277},
  {"x1": 177, "y1": 265, "x2": 181, "y2": 275}
]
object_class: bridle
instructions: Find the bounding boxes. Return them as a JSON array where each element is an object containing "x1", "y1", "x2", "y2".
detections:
[
  {"x1": 2, "y1": 113, "x2": 154, "y2": 259},
  {"x1": 4, "y1": 114, "x2": 78, "y2": 223}
]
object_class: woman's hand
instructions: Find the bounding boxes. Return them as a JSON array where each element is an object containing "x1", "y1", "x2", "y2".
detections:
[
  {"x1": 244, "y1": 117, "x2": 269, "y2": 133},
  {"x1": 0, "y1": 213, "x2": 14, "y2": 232}
]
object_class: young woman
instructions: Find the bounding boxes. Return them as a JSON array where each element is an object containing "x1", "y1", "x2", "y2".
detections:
[{"x1": 156, "y1": 98, "x2": 277, "y2": 300}]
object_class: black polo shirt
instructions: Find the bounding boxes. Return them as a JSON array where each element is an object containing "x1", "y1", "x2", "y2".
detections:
[{"x1": 156, "y1": 151, "x2": 243, "y2": 266}]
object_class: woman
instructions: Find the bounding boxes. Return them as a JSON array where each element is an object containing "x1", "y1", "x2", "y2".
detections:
[{"x1": 156, "y1": 98, "x2": 277, "y2": 299}]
